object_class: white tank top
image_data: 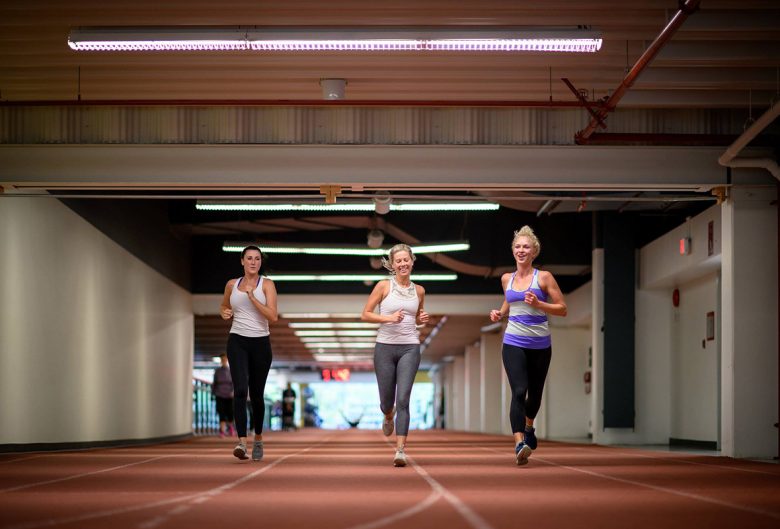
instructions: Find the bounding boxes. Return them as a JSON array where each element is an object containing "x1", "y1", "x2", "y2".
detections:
[
  {"x1": 229, "y1": 276, "x2": 270, "y2": 338},
  {"x1": 375, "y1": 278, "x2": 421, "y2": 345}
]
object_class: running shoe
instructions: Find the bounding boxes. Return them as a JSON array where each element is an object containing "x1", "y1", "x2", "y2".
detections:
[
  {"x1": 233, "y1": 443, "x2": 249, "y2": 460},
  {"x1": 524, "y1": 426, "x2": 538, "y2": 450},
  {"x1": 252, "y1": 441, "x2": 264, "y2": 461},
  {"x1": 382, "y1": 409, "x2": 395, "y2": 436},
  {"x1": 515, "y1": 441, "x2": 532, "y2": 466},
  {"x1": 393, "y1": 448, "x2": 407, "y2": 467}
]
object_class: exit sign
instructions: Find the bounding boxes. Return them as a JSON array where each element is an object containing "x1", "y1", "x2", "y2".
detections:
[{"x1": 321, "y1": 368, "x2": 351, "y2": 382}]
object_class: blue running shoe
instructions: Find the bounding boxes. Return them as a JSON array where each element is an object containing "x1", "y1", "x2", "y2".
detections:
[
  {"x1": 524, "y1": 426, "x2": 538, "y2": 450},
  {"x1": 515, "y1": 441, "x2": 532, "y2": 466}
]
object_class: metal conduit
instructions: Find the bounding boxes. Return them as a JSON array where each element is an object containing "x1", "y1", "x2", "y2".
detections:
[{"x1": 576, "y1": 0, "x2": 702, "y2": 144}]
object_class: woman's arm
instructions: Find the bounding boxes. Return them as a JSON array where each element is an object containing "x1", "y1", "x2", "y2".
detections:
[
  {"x1": 527, "y1": 271, "x2": 567, "y2": 317},
  {"x1": 361, "y1": 281, "x2": 402, "y2": 324},
  {"x1": 415, "y1": 285, "x2": 430, "y2": 325},
  {"x1": 489, "y1": 273, "x2": 511, "y2": 322},
  {"x1": 248, "y1": 278, "x2": 278, "y2": 323},
  {"x1": 220, "y1": 280, "x2": 235, "y2": 320}
]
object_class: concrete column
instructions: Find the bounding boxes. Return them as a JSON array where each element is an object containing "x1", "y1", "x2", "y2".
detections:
[
  {"x1": 590, "y1": 248, "x2": 606, "y2": 443},
  {"x1": 721, "y1": 187, "x2": 778, "y2": 458},
  {"x1": 480, "y1": 332, "x2": 504, "y2": 434},
  {"x1": 441, "y1": 362, "x2": 453, "y2": 430},
  {"x1": 464, "y1": 343, "x2": 482, "y2": 431},
  {"x1": 451, "y1": 355, "x2": 466, "y2": 431}
]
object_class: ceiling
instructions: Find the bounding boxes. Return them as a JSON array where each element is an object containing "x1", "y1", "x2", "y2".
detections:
[
  {"x1": 2, "y1": 0, "x2": 778, "y2": 370},
  {"x1": 0, "y1": 0, "x2": 778, "y2": 107}
]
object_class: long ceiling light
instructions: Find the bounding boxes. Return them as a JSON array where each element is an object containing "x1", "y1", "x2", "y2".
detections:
[
  {"x1": 288, "y1": 322, "x2": 379, "y2": 329},
  {"x1": 197, "y1": 201, "x2": 499, "y2": 212},
  {"x1": 222, "y1": 241, "x2": 469, "y2": 255},
  {"x1": 265, "y1": 273, "x2": 457, "y2": 281},
  {"x1": 68, "y1": 27, "x2": 602, "y2": 53}
]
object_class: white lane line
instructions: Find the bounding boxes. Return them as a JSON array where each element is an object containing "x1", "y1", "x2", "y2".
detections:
[
  {"x1": 571, "y1": 445, "x2": 780, "y2": 477},
  {"x1": 0, "y1": 455, "x2": 47, "y2": 465},
  {"x1": 477, "y1": 445, "x2": 780, "y2": 521},
  {"x1": 342, "y1": 491, "x2": 441, "y2": 529},
  {"x1": 0, "y1": 456, "x2": 172, "y2": 493},
  {"x1": 3, "y1": 443, "x2": 322, "y2": 529},
  {"x1": 134, "y1": 439, "x2": 332, "y2": 529},
  {"x1": 407, "y1": 458, "x2": 494, "y2": 529},
  {"x1": 381, "y1": 436, "x2": 495, "y2": 529}
]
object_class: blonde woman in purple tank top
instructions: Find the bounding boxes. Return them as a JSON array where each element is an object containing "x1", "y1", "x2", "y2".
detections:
[
  {"x1": 489, "y1": 226, "x2": 567, "y2": 466},
  {"x1": 361, "y1": 244, "x2": 430, "y2": 467}
]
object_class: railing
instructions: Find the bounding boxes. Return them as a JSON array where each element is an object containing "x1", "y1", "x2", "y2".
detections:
[
  {"x1": 192, "y1": 378, "x2": 277, "y2": 435},
  {"x1": 192, "y1": 379, "x2": 219, "y2": 435}
]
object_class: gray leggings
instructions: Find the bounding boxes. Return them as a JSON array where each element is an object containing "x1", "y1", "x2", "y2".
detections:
[{"x1": 374, "y1": 342, "x2": 421, "y2": 436}]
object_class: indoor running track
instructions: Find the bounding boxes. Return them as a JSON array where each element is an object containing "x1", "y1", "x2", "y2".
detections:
[{"x1": 1, "y1": 429, "x2": 779, "y2": 529}]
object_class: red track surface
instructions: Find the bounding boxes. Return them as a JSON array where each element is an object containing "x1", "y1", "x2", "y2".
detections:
[{"x1": 1, "y1": 429, "x2": 779, "y2": 529}]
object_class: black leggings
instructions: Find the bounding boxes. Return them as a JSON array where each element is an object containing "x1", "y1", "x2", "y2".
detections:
[
  {"x1": 501, "y1": 344, "x2": 552, "y2": 434},
  {"x1": 227, "y1": 333, "x2": 273, "y2": 437}
]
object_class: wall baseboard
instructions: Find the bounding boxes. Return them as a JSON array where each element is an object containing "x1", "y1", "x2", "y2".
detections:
[
  {"x1": 669, "y1": 437, "x2": 718, "y2": 450},
  {"x1": 0, "y1": 433, "x2": 192, "y2": 454}
]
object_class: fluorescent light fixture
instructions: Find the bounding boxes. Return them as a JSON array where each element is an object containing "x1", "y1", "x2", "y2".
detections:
[
  {"x1": 197, "y1": 201, "x2": 499, "y2": 212},
  {"x1": 299, "y1": 337, "x2": 377, "y2": 343},
  {"x1": 222, "y1": 241, "x2": 469, "y2": 256},
  {"x1": 304, "y1": 342, "x2": 376, "y2": 349},
  {"x1": 313, "y1": 354, "x2": 373, "y2": 362},
  {"x1": 288, "y1": 322, "x2": 379, "y2": 329},
  {"x1": 295, "y1": 330, "x2": 379, "y2": 337},
  {"x1": 266, "y1": 273, "x2": 457, "y2": 281},
  {"x1": 68, "y1": 27, "x2": 248, "y2": 51},
  {"x1": 69, "y1": 27, "x2": 602, "y2": 53},
  {"x1": 281, "y1": 312, "x2": 362, "y2": 319}
]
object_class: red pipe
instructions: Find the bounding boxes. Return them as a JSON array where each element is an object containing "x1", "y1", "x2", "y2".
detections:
[
  {"x1": 0, "y1": 98, "x2": 606, "y2": 109},
  {"x1": 576, "y1": 0, "x2": 701, "y2": 143},
  {"x1": 584, "y1": 133, "x2": 737, "y2": 146}
]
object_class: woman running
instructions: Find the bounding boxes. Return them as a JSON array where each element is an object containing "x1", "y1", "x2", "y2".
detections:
[
  {"x1": 490, "y1": 226, "x2": 567, "y2": 465},
  {"x1": 361, "y1": 244, "x2": 429, "y2": 467},
  {"x1": 220, "y1": 245, "x2": 278, "y2": 461}
]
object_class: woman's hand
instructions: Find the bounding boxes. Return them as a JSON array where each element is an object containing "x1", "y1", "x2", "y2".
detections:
[
  {"x1": 524, "y1": 291, "x2": 539, "y2": 307},
  {"x1": 220, "y1": 307, "x2": 233, "y2": 320},
  {"x1": 417, "y1": 310, "x2": 430, "y2": 324},
  {"x1": 386, "y1": 310, "x2": 404, "y2": 323},
  {"x1": 489, "y1": 309, "x2": 503, "y2": 322}
]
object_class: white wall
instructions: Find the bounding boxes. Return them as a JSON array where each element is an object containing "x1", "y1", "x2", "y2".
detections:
[
  {"x1": 634, "y1": 288, "x2": 673, "y2": 444},
  {"x1": 671, "y1": 273, "x2": 719, "y2": 443},
  {"x1": 596, "y1": 204, "x2": 722, "y2": 446},
  {"x1": 542, "y1": 326, "x2": 592, "y2": 439},
  {"x1": 0, "y1": 198, "x2": 193, "y2": 445}
]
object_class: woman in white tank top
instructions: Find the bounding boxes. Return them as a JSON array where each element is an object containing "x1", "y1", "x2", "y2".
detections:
[
  {"x1": 361, "y1": 244, "x2": 430, "y2": 467},
  {"x1": 219, "y1": 245, "x2": 278, "y2": 462}
]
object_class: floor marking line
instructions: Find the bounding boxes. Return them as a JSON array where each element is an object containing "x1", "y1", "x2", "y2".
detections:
[
  {"x1": 571, "y1": 445, "x2": 780, "y2": 477},
  {"x1": 343, "y1": 491, "x2": 442, "y2": 529},
  {"x1": 476, "y1": 445, "x2": 780, "y2": 521},
  {"x1": 4, "y1": 438, "x2": 330, "y2": 529},
  {"x1": 382, "y1": 435, "x2": 495, "y2": 529},
  {"x1": 0, "y1": 456, "x2": 172, "y2": 493}
]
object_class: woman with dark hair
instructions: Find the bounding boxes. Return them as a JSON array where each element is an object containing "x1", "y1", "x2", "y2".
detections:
[
  {"x1": 220, "y1": 245, "x2": 278, "y2": 461},
  {"x1": 361, "y1": 243, "x2": 429, "y2": 467}
]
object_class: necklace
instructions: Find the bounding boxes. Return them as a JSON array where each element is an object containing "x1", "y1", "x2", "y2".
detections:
[{"x1": 392, "y1": 277, "x2": 416, "y2": 299}]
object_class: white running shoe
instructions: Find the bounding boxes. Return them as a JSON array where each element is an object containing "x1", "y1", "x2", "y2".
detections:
[
  {"x1": 393, "y1": 448, "x2": 407, "y2": 467},
  {"x1": 382, "y1": 409, "x2": 395, "y2": 436},
  {"x1": 233, "y1": 443, "x2": 249, "y2": 460}
]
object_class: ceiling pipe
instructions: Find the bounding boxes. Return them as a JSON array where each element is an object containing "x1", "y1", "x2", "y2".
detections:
[
  {"x1": 718, "y1": 99, "x2": 780, "y2": 181},
  {"x1": 0, "y1": 99, "x2": 606, "y2": 109},
  {"x1": 576, "y1": 0, "x2": 702, "y2": 144}
]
